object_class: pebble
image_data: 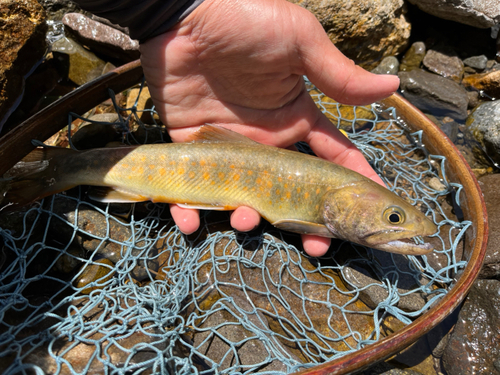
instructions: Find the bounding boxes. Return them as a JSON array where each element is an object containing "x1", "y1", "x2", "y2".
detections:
[
  {"x1": 466, "y1": 99, "x2": 500, "y2": 166},
  {"x1": 63, "y1": 13, "x2": 140, "y2": 63},
  {"x1": 398, "y1": 69, "x2": 469, "y2": 119},
  {"x1": 70, "y1": 113, "x2": 122, "y2": 149},
  {"x1": 442, "y1": 279, "x2": 500, "y2": 374},
  {"x1": 75, "y1": 257, "x2": 115, "y2": 294},
  {"x1": 399, "y1": 42, "x2": 426, "y2": 72},
  {"x1": 463, "y1": 55, "x2": 488, "y2": 70},
  {"x1": 422, "y1": 48, "x2": 464, "y2": 82},
  {"x1": 428, "y1": 177, "x2": 446, "y2": 191},
  {"x1": 372, "y1": 56, "x2": 400, "y2": 75}
]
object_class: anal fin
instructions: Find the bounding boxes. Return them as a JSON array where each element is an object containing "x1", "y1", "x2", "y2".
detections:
[
  {"x1": 272, "y1": 219, "x2": 334, "y2": 237},
  {"x1": 88, "y1": 187, "x2": 149, "y2": 203}
]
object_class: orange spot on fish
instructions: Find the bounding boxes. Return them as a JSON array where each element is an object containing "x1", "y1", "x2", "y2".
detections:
[
  {"x1": 316, "y1": 188, "x2": 321, "y2": 195},
  {"x1": 230, "y1": 164, "x2": 235, "y2": 169},
  {"x1": 191, "y1": 162, "x2": 197, "y2": 166},
  {"x1": 169, "y1": 161, "x2": 176, "y2": 165},
  {"x1": 304, "y1": 192, "x2": 310, "y2": 199},
  {"x1": 297, "y1": 187, "x2": 301, "y2": 194},
  {"x1": 177, "y1": 167, "x2": 185, "y2": 175},
  {"x1": 267, "y1": 180, "x2": 273, "y2": 188},
  {"x1": 247, "y1": 170, "x2": 253, "y2": 176},
  {"x1": 200, "y1": 160, "x2": 207, "y2": 166},
  {"x1": 242, "y1": 186, "x2": 248, "y2": 191},
  {"x1": 218, "y1": 172, "x2": 225, "y2": 180},
  {"x1": 149, "y1": 164, "x2": 155, "y2": 170},
  {"x1": 203, "y1": 172, "x2": 210, "y2": 180},
  {"x1": 278, "y1": 177, "x2": 282, "y2": 182},
  {"x1": 189, "y1": 171, "x2": 195, "y2": 179},
  {"x1": 233, "y1": 174, "x2": 240, "y2": 181},
  {"x1": 275, "y1": 189, "x2": 280, "y2": 195},
  {"x1": 286, "y1": 191, "x2": 291, "y2": 199},
  {"x1": 256, "y1": 177, "x2": 262, "y2": 185},
  {"x1": 121, "y1": 163, "x2": 129, "y2": 169},
  {"x1": 159, "y1": 168, "x2": 166, "y2": 176},
  {"x1": 138, "y1": 167, "x2": 144, "y2": 174},
  {"x1": 159, "y1": 155, "x2": 166, "y2": 161},
  {"x1": 148, "y1": 175, "x2": 153, "y2": 181},
  {"x1": 211, "y1": 162, "x2": 217, "y2": 167}
]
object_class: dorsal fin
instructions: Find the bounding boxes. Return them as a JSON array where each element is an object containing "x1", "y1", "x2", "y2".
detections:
[{"x1": 188, "y1": 124, "x2": 259, "y2": 144}]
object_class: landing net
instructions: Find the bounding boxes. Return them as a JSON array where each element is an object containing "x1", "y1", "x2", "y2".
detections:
[{"x1": 0, "y1": 79, "x2": 470, "y2": 374}]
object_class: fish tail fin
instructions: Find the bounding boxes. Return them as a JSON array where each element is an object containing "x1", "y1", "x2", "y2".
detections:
[{"x1": 1, "y1": 147, "x2": 79, "y2": 210}]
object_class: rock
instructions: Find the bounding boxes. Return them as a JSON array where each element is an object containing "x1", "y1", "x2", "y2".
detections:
[
  {"x1": 407, "y1": 0, "x2": 500, "y2": 28},
  {"x1": 371, "y1": 56, "x2": 400, "y2": 75},
  {"x1": 463, "y1": 55, "x2": 488, "y2": 70},
  {"x1": 466, "y1": 100, "x2": 500, "y2": 166},
  {"x1": 462, "y1": 69, "x2": 500, "y2": 99},
  {"x1": 398, "y1": 69, "x2": 469, "y2": 119},
  {"x1": 399, "y1": 42, "x2": 426, "y2": 72},
  {"x1": 477, "y1": 174, "x2": 500, "y2": 278},
  {"x1": 71, "y1": 113, "x2": 122, "y2": 149},
  {"x1": 126, "y1": 87, "x2": 159, "y2": 124},
  {"x1": 422, "y1": 48, "x2": 464, "y2": 82},
  {"x1": 341, "y1": 252, "x2": 428, "y2": 312},
  {"x1": 442, "y1": 279, "x2": 500, "y2": 374},
  {"x1": 38, "y1": 0, "x2": 85, "y2": 21},
  {"x1": 63, "y1": 13, "x2": 140, "y2": 63},
  {"x1": 288, "y1": 0, "x2": 410, "y2": 67},
  {"x1": 75, "y1": 258, "x2": 115, "y2": 294},
  {"x1": 0, "y1": 0, "x2": 47, "y2": 130},
  {"x1": 51, "y1": 37, "x2": 107, "y2": 86}
]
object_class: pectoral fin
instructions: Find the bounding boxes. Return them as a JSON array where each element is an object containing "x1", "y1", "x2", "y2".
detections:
[{"x1": 272, "y1": 219, "x2": 334, "y2": 237}]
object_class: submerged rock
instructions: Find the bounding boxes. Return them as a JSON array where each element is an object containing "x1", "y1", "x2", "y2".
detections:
[
  {"x1": 288, "y1": 0, "x2": 410, "y2": 66},
  {"x1": 51, "y1": 37, "x2": 107, "y2": 86},
  {"x1": 398, "y1": 69, "x2": 469, "y2": 120},
  {"x1": 463, "y1": 55, "x2": 488, "y2": 70},
  {"x1": 462, "y1": 69, "x2": 500, "y2": 99},
  {"x1": 442, "y1": 279, "x2": 500, "y2": 374},
  {"x1": 399, "y1": 42, "x2": 426, "y2": 72},
  {"x1": 372, "y1": 56, "x2": 400, "y2": 75}
]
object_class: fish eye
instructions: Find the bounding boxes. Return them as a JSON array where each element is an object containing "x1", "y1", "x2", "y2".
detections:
[{"x1": 384, "y1": 206, "x2": 405, "y2": 225}]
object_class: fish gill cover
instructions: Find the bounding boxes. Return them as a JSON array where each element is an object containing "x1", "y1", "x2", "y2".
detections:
[{"x1": 0, "y1": 79, "x2": 470, "y2": 374}]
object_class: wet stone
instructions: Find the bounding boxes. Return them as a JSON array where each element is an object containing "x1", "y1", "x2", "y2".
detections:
[
  {"x1": 342, "y1": 251, "x2": 428, "y2": 312},
  {"x1": 477, "y1": 173, "x2": 500, "y2": 278},
  {"x1": 126, "y1": 87, "x2": 159, "y2": 124},
  {"x1": 466, "y1": 100, "x2": 500, "y2": 166},
  {"x1": 372, "y1": 56, "x2": 400, "y2": 75},
  {"x1": 71, "y1": 113, "x2": 122, "y2": 149},
  {"x1": 442, "y1": 279, "x2": 500, "y2": 375},
  {"x1": 63, "y1": 13, "x2": 140, "y2": 63},
  {"x1": 399, "y1": 42, "x2": 426, "y2": 72},
  {"x1": 398, "y1": 69, "x2": 469, "y2": 120},
  {"x1": 462, "y1": 69, "x2": 500, "y2": 99},
  {"x1": 51, "y1": 36, "x2": 107, "y2": 86},
  {"x1": 463, "y1": 55, "x2": 488, "y2": 70},
  {"x1": 75, "y1": 257, "x2": 115, "y2": 294},
  {"x1": 422, "y1": 48, "x2": 464, "y2": 82}
]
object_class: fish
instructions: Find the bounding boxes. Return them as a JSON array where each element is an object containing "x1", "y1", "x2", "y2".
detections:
[{"x1": 0, "y1": 125, "x2": 437, "y2": 255}]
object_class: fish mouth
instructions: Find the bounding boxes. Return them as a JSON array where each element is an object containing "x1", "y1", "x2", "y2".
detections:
[{"x1": 362, "y1": 230, "x2": 435, "y2": 255}]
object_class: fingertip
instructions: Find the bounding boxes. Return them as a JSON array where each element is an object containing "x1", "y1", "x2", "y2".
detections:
[
  {"x1": 301, "y1": 234, "x2": 331, "y2": 257},
  {"x1": 170, "y1": 204, "x2": 200, "y2": 235},
  {"x1": 230, "y1": 206, "x2": 261, "y2": 232}
]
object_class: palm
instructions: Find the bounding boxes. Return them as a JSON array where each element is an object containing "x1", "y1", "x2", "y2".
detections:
[{"x1": 139, "y1": 0, "x2": 399, "y2": 256}]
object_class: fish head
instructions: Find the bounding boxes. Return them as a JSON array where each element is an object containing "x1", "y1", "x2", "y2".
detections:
[{"x1": 321, "y1": 181, "x2": 437, "y2": 255}]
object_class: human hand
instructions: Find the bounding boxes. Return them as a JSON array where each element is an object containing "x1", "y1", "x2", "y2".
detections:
[{"x1": 139, "y1": 0, "x2": 400, "y2": 257}]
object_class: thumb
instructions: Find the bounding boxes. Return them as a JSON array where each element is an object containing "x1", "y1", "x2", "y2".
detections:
[{"x1": 297, "y1": 12, "x2": 400, "y2": 105}]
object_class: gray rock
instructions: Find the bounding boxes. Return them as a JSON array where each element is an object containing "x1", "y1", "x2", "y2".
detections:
[
  {"x1": 38, "y1": 0, "x2": 85, "y2": 21},
  {"x1": 372, "y1": 56, "x2": 400, "y2": 75},
  {"x1": 398, "y1": 69, "x2": 469, "y2": 119},
  {"x1": 466, "y1": 100, "x2": 500, "y2": 166},
  {"x1": 477, "y1": 173, "x2": 500, "y2": 278},
  {"x1": 422, "y1": 48, "x2": 464, "y2": 81},
  {"x1": 63, "y1": 13, "x2": 140, "y2": 63},
  {"x1": 442, "y1": 279, "x2": 500, "y2": 374},
  {"x1": 407, "y1": 0, "x2": 500, "y2": 28},
  {"x1": 463, "y1": 55, "x2": 488, "y2": 70},
  {"x1": 342, "y1": 253, "x2": 428, "y2": 312}
]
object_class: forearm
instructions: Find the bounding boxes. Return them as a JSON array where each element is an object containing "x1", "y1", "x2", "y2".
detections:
[{"x1": 72, "y1": 0, "x2": 205, "y2": 42}]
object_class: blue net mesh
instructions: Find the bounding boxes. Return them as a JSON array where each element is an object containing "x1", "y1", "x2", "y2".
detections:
[{"x1": 0, "y1": 79, "x2": 470, "y2": 374}]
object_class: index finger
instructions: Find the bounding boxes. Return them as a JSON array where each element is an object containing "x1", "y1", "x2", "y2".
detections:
[{"x1": 305, "y1": 112, "x2": 386, "y2": 187}]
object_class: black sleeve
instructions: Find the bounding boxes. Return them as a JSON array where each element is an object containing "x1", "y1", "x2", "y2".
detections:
[{"x1": 73, "y1": 0, "x2": 205, "y2": 42}]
